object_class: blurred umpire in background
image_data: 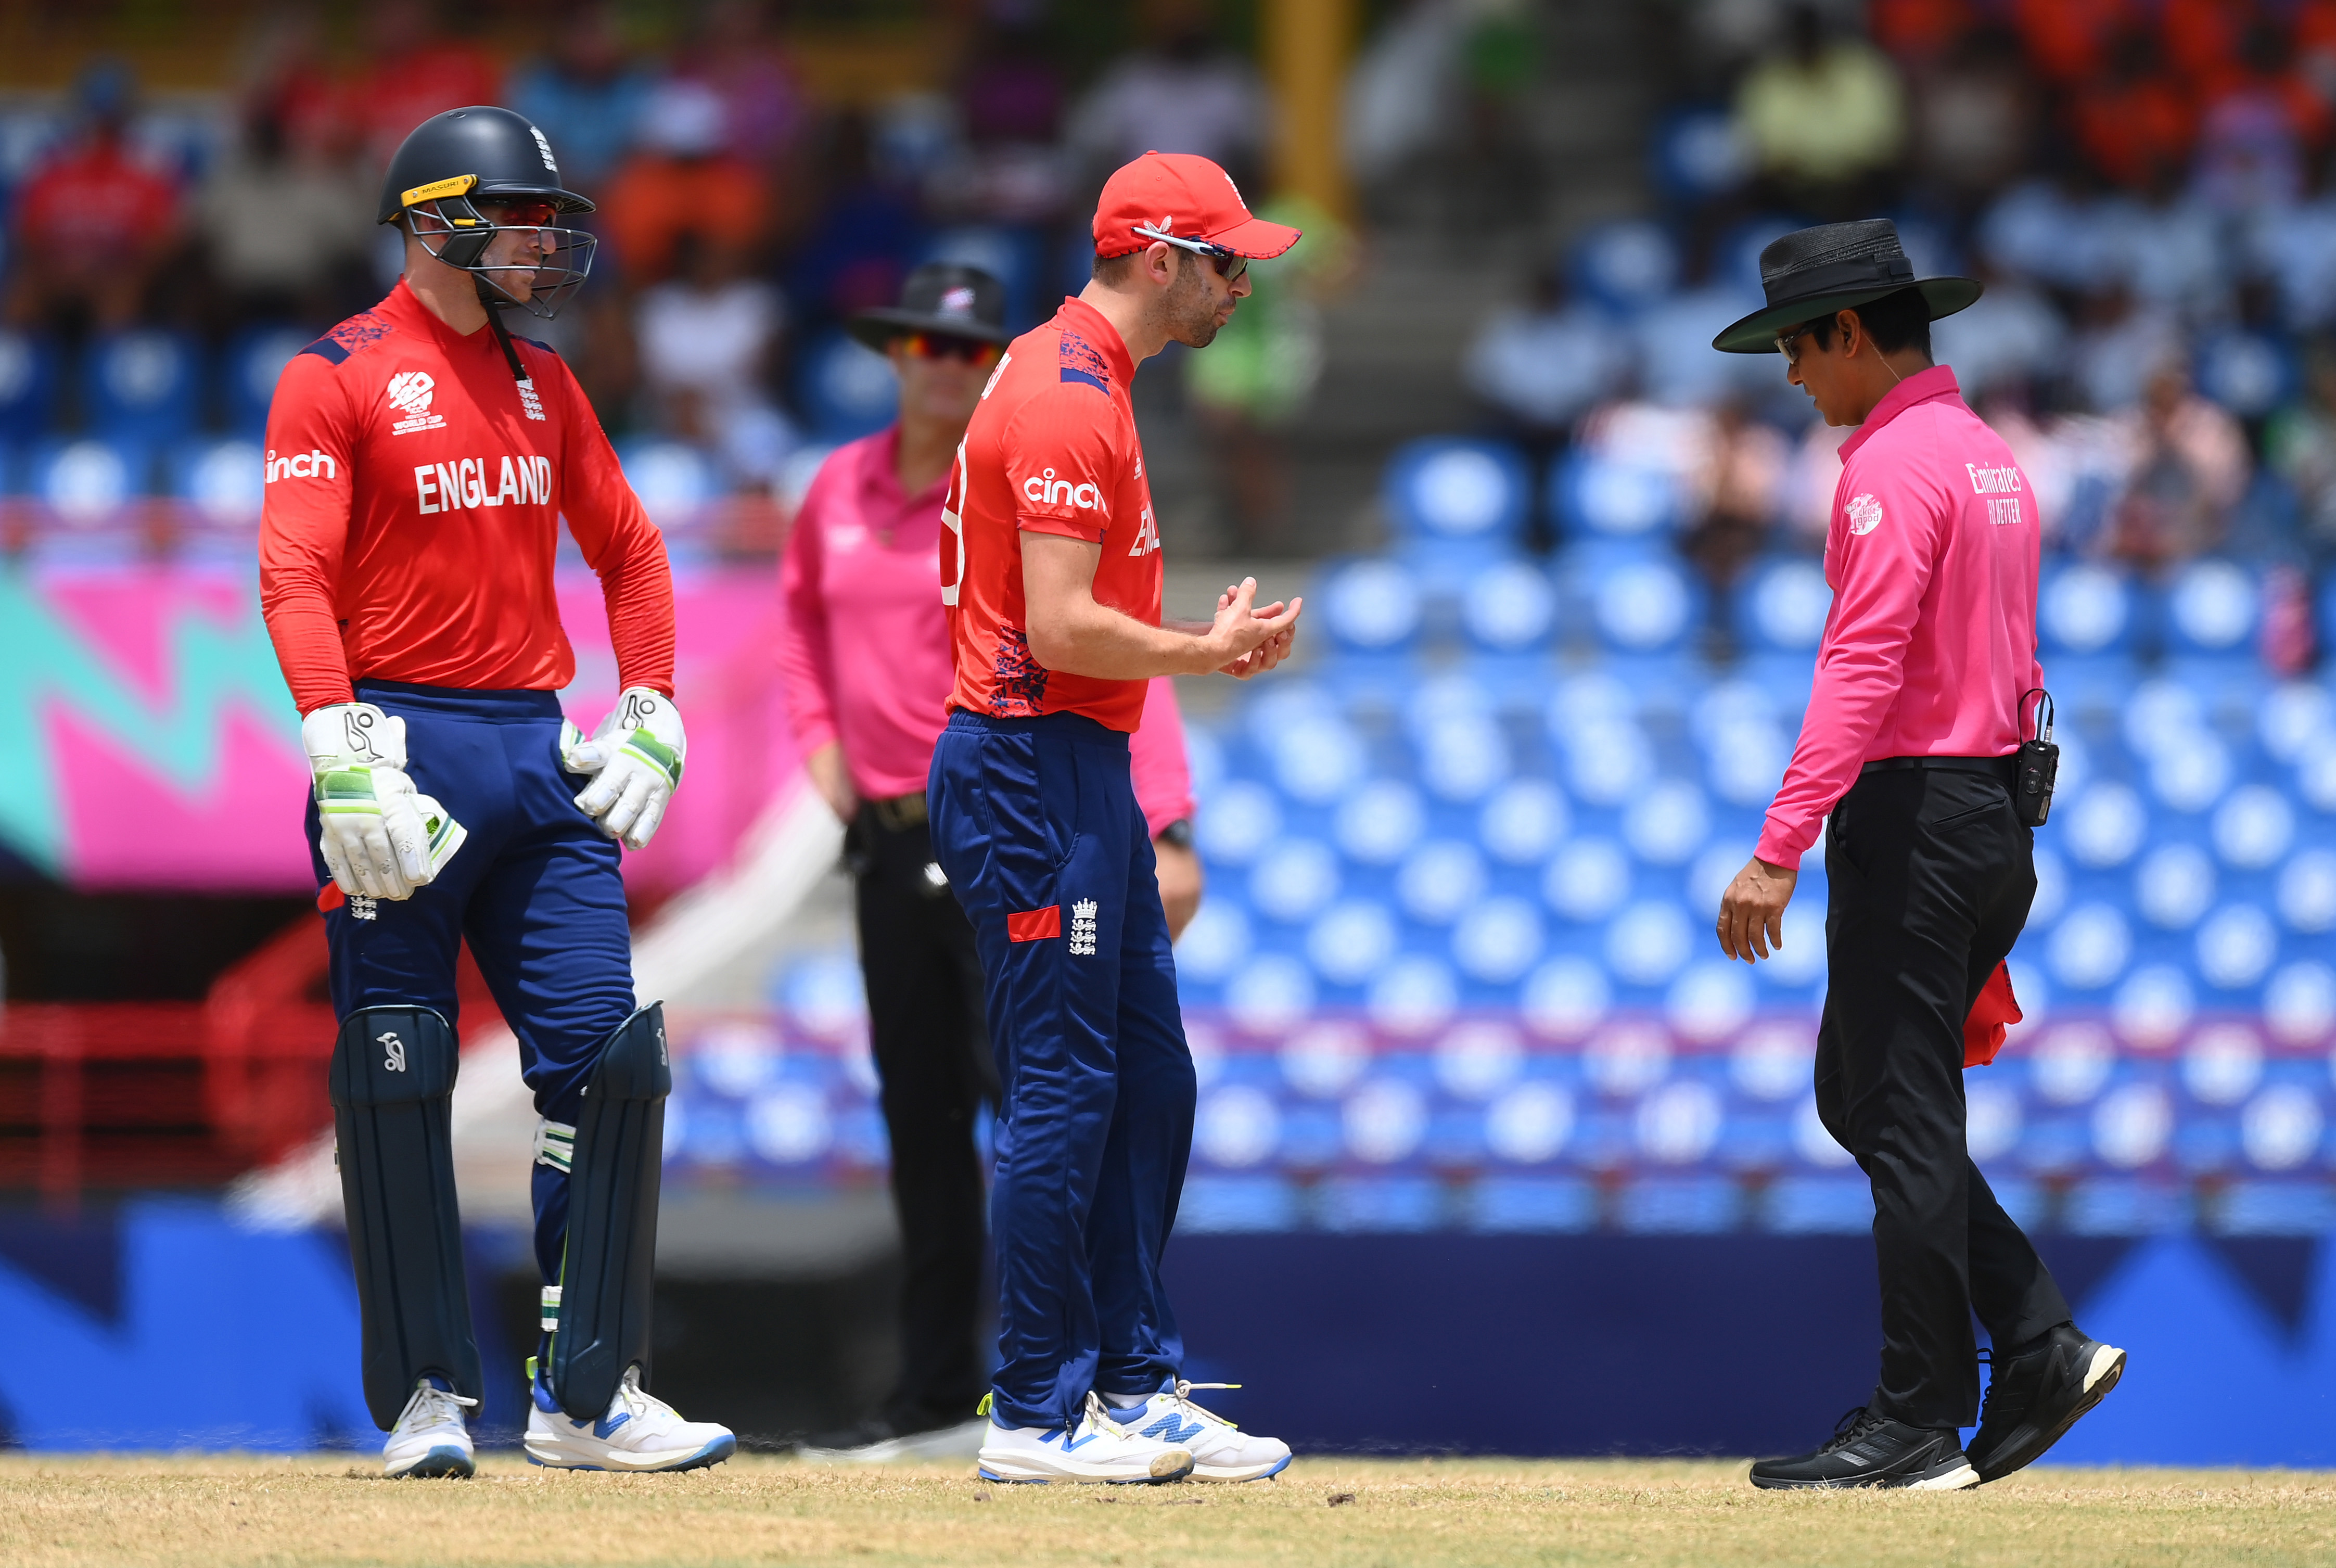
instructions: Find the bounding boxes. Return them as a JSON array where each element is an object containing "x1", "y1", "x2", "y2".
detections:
[
  {"x1": 777, "y1": 263, "x2": 1201, "y2": 1459},
  {"x1": 1711, "y1": 221, "x2": 2124, "y2": 1491}
]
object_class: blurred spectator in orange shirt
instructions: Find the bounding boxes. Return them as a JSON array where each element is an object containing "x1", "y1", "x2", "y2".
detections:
[
  {"x1": 2069, "y1": 28, "x2": 2195, "y2": 190},
  {"x1": 2159, "y1": 0, "x2": 2250, "y2": 93},
  {"x1": 340, "y1": 0, "x2": 501, "y2": 171},
  {"x1": 602, "y1": 82, "x2": 771, "y2": 285},
  {"x1": 2011, "y1": 0, "x2": 2134, "y2": 85},
  {"x1": 7, "y1": 61, "x2": 182, "y2": 331},
  {"x1": 1869, "y1": 0, "x2": 1980, "y2": 68}
]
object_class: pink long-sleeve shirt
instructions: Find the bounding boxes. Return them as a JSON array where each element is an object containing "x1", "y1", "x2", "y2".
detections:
[
  {"x1": 777, "y1": 425, "x2": 1194, "y2": 829},
  {"x1": 1757, "y1": 366, "x2": 2043, "y2": 868}
]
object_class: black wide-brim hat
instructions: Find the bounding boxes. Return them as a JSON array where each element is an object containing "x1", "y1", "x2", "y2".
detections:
[
  {"x1": 1712, "y1": 218, "x2": 1982, "y2": 354},
  {"x1": 848, "y1": 262, "x2": 1012, "y2": 350}
]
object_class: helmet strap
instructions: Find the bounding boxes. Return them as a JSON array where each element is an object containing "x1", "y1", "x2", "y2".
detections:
[{"x1": 475, "y1": 275, "x2": 531, "y2": 384}]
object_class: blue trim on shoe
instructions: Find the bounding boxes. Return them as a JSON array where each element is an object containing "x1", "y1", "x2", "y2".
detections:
[{"x1": 653, "y1": 1434, "x2": 736, "y2": 1472}]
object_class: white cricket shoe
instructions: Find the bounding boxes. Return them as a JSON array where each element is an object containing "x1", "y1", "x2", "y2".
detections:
[
  {"x1": 977, "y1": 1391, "x2": 1195, "y2": 1484},
  {"x1": 1108, "y1": 1380, "x2": 1291, "y2": 1481},
  {"x1": 382, "y1": 1378, "x2": 477, "y2": 1479},
  {"x1": 525, "y1": 1367, "x2": 737, "y2": 1473}
]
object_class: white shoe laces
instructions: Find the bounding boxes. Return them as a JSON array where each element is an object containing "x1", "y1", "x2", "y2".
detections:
[
  {"x1": 614, "y1": 1367, "x2": 683, "y2": 1429},
  {"x1": 1165, "y1": 1380, "x2": 1242, "y2": 1431},
  {"x1": 398, "y1": 1381, "x2": 478, "y2": 1433}
]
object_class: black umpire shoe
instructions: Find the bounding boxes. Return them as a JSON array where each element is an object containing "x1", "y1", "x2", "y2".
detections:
[
  {"x1": 1748, "y1": 1406, "x2": 1979, "y2": 1490},
  {"x1": 1968, "y1": 1324, "x2": 2127, "y2": 1483}
]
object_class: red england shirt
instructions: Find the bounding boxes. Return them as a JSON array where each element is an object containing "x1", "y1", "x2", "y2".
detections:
[
  {"x1": 258, "y1": 281, "x2": 675, "y2": 715},
  {"x1": 939, "y1": 295, "x2": 1163, "y2": 733}
]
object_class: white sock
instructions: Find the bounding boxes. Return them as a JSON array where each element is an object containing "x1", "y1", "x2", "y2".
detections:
[{"x1": 1103, "y1": 1391, "x2": 1151, "y2": 1410}]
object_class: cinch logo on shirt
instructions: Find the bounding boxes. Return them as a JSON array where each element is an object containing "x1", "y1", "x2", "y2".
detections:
[
  {"x1": 265, "y1": 448, "x2": 338, "y2": 481},
  {"x1": 415, "y1": 455, "x2": 556, "y2": 514},
  {"x1": 387, "y1": 370, "x2": 445, "y2": 434},
  {"x1": 1022, "y1": 467, "x2": 1104, "y2": 510}
]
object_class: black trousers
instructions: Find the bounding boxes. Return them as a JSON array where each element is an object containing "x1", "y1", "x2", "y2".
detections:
[
  {"x1": 1815, "y1": 764, "x2": 2073, "y2": 1429},
  {"x1": 850, "y1": 804, "x2": 1000, "y2": 1428}
]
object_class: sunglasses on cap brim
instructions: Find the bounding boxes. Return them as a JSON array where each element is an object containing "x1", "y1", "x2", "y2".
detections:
[
  {"x1": 1131, "y1": 224, "x2": 1248, "y2": 282},
  {"x1": 901, "y1": 332, "x2": 1003, "y2": 365}
]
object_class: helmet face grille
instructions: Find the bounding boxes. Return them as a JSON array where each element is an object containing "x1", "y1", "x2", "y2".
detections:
[{"x1": 407, "y1": 195, "x2": 597, "y2": 320}]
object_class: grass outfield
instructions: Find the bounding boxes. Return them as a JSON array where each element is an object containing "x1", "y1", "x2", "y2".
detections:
[{"x1": 3, "y1": 1456, "x2": 2333, "y2": 1568}]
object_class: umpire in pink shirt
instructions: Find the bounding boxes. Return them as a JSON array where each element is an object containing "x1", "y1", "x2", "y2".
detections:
[
  {"x1": 1710, "y1": 222, "x2": 2124, "y2": 1491},
  {"x1": 777, "y1": 264, "x2": 1199, "y2": 1456}
]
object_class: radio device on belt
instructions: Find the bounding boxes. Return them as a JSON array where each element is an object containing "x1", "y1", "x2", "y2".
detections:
[{"x1": 2015, "y1": 689, "x2": 2057, "y2": 827}]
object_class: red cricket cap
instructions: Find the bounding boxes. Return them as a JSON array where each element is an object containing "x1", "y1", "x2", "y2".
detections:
[{"x1": 1091, "y1": 150, "x2": 1302, "y2": 260}]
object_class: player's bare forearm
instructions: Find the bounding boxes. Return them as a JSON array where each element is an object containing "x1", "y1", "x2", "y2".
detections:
[{"x1": 1022, "y1": 534, "x2": 1300, "y2": 679}]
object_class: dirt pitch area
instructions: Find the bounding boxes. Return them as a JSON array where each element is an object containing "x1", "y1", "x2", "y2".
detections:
[{"x1": 3, "y1": 1455, "x2": 2332, "y2": 1568}]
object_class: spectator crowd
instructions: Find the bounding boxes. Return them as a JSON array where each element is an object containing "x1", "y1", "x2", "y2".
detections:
[
  {"x1": 0, "y1": 0, "x2": 1288, "y2": 533},
  {"x1": 1462, "y1": 0, "x2": 2336, "y2": 667}
]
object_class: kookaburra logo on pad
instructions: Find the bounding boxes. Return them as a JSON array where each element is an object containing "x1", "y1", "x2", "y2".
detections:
[{"x1": 378, "y1": 1031, "x2": 408, "y2": 1073}]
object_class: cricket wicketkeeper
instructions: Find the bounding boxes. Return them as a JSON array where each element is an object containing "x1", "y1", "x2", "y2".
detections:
[{"x1": 258, "y1": 106, "x2": 732, "y2": 1478}]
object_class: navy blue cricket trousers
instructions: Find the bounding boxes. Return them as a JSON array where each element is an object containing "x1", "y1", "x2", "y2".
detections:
[
  {"x1": 927, "y1": 710, "x2": 1197, "y2": 1430},
  {"x1": 308, "y1": 680, "x2": 636, "y2": 1290}
]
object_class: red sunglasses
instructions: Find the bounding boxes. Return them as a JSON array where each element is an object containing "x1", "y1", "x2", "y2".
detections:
[
  {"x1": 904, "y1": 333, "x2": 1003, "y2": 365},
  {"x1": 474, "y1": 198, "x2": 565, "y2": 229}
]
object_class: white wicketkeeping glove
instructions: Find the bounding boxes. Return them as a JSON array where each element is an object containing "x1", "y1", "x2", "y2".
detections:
[
  {"x1": 560, "y1": 686, "x2": 686, "y2": 851},
  {"x1": 302, "y1": 703, "x2": 468, "y2": 901}
]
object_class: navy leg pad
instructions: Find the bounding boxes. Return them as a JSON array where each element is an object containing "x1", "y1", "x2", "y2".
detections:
[
  {"x1": 546, "y1": 1002, "x2": 671, "y2": 1420},
  {"x1": 329, "y1": 1004, "x2": 480, "y2": 1430}
]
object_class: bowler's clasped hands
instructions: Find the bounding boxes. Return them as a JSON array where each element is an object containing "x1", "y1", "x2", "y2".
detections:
[{"x1": 1209, "y1": 577, "x2": 1301, "y2": 679}]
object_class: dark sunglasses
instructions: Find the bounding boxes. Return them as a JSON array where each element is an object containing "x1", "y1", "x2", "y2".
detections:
[
  {"x1": 1132, "y1": 224, "x2": 1248, "y2": 284},
  {"x1": 1776, "y1": 322, "x2": 1820, "y2": 365},
  {"x1": 903, "y1": 333, "x2": 1003, "y2": 365}
]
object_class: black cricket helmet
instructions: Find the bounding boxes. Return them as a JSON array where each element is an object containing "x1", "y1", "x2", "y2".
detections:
[{"x1": 378, "y1": 105, "x2": 596, "y2": 319}]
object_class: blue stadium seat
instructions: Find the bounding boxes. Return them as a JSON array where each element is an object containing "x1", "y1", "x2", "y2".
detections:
[
  {"x1": 796, "y1": 328, "x2": 899, "y2": 442},
  {"x1": 2038, "y1": 559, "x2": 2138, "y2": 656},
  {"x1": 1460, "y1": 558, "x2": 1556, "y2": 654},
  {"x1": 1384, "y1": 438, "x2": 1529, "y2": 567},
  {"x1": 168, "y1": 439, "x2": 263, "y2": 528},
  {"x1": 1735, "y1": 556, "x2": 1831, "y2": 653},
  {"x1": 84, "y1": 329, "x2": 200, "y2": 446},
  {"x1": 1319, "y1": 557, "x2": 1423, "y2": 655},
  {"x1": 221, "y1": 325, "x2": 308, "y2": 438},
  {"x1": 1587, "y1": 555, "x2": 1701, "y2": 656},
  {"x1": 2160, "y1": 559, "x2": 2260, "y2": 661},
  {"x1": 1571, "y1": 219, "x2": 1681, "y2": 311},
  {"x1": 0, "y1": 330, "x2": 61, "y2": 442},
  {"x1": 27, "y1": 438, "x2": 147, "y2": 522},
  {"x1": 1551, "y1": 450, "x2": 1683, "y2": 540},
  {"x1": 614, "y1": 440, "x2": 719, "y2": 528}
]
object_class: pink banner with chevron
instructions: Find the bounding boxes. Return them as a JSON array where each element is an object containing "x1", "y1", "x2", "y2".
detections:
[{"x1": 0, "y1": 564, "x2": 797, "y2": 894}]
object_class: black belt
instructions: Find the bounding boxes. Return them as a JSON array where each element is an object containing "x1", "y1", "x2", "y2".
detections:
[
  {"x1": 865, "y1": 792, "x2": 928, "y2": 832},
  {"x1": 1859, "y1": 755, "x2": 2017, "y2": 782}
]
